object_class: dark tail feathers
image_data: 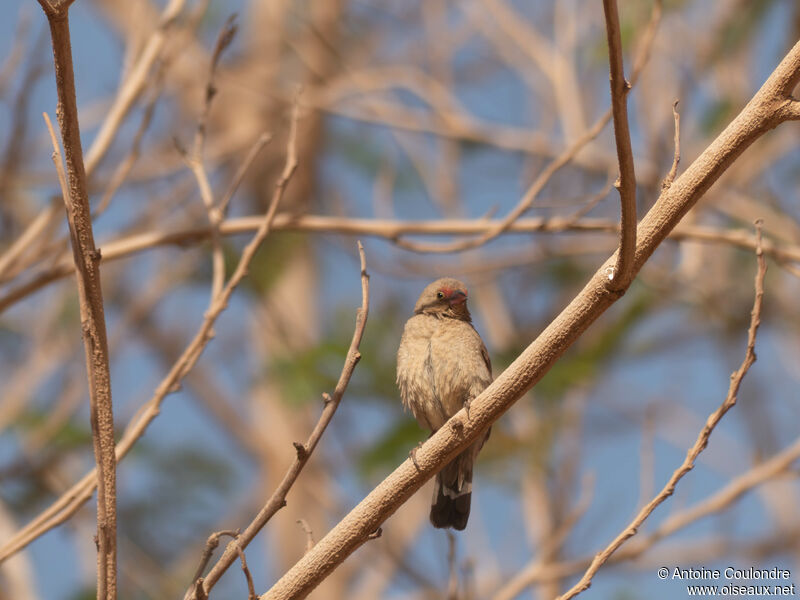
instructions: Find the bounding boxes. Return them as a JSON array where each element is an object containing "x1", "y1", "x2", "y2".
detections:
[{"x1": 430, "y1": 448, "x2": 474, "y2": 530}]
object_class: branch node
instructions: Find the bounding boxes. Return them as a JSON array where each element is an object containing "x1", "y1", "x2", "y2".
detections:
[
  {"x1": 449, "y1": 418, "x2": 464, "y2": 434},
  {"x1": 293, "y1": 441, "x2": 308, "y2": 460}
]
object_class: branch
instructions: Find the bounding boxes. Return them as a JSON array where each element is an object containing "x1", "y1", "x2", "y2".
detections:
[
  {"x1": 189, "y1": 529, "x2": 240, "y2": 589},
  {"x1": 6, "y1": 212, "x2": 800, "y2": 315},
  {"x1": 495, "y1": 431, "x2": 800, "y2": 597},
  {"x1": 186, "y1": 240, "x2": 371, "y2": 599},
  {"x1": 182, "y1": 15, "x2": 239, "y2": 300},
  {"x1": 384, "y1": 0, "x2": 662, "y2": 254},
  {"x1": 0, "y1": 112, "x2": 295, "y2": 565},
  {"x1": 83, "y1": 0, "x2": 187, "y2": 176},
  {"x1": 602, "y1": 0, "x2": 637, "y2": 291},
  {"x1": 556, "y1": 219, "x2": 767, "y2": 600},
  {"x1": 661, "y1": 100, "x2": 681, "y2": 190},
  {"x1": 259, "y1": 39, "x2": 800, "y2": 600},
  {"x1": 234, "y1": 542, "x2": 257, "y2": 600},
  {"x1": 38, "y1": 3, "x2": 117, "y2": 597}
]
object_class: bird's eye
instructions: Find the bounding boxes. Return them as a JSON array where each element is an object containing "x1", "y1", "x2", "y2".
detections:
[{"x1": 436, "y1": 291, "x2": 445, "y2": 300}]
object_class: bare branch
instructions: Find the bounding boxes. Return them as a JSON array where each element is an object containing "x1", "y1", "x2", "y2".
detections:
[
  {"x1": 218, "y1": 132, "x2": 273, "y2": 217},
  {"x1": 258, "y1": 39, "x2": 800, "y2": 600},
  {"x1": 183, "y1": 16, "x2": 239, "y2": 301},
  {"x1": 661, "y1": 100, "x2": 681, "y2": 190},
  {"x1": 0, "y1": 106, "x2": 299, "y2": 569},
  {"x1": 494, "y1": 431, "x2": 800, "y2": 596},
  {"x1": 187, "y1": 239, "x2": 370, "y2": 599},
  {"x1": 556, "y1": 219, "x2": 767, "y2": 600},
  {"x1": 5, "y1": 210, "x2": 800, "y2": 317},
  {"x1": 386, "y1": 0, "x2": 663, "y2": 254},
  {"x1": 83, "y1": 0, "x2": 187, "y2": 176},
  {"x1": 234, "y1": 542, "x2": 257, "y2": 600},
  {"x1": 602, "y1": 0, "x2": 637, "y2": 291},
  {"x1": 190, "y1": 529, "x2": 240, "y2": 586},
  {"x1": 38, "y1": 4, "x2": 117, "y2": 596},
  {"x1": 296, "y1": 519, "x2": 315, "y2": 554}
]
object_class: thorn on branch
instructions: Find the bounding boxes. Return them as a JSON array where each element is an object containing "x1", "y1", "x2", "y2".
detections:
[
  {"x1": 322, "y1": 392, "x2": 332, "y2": 405},
  {"x1": 368, "y1": 527, "x2": 382, "y2": 540}
]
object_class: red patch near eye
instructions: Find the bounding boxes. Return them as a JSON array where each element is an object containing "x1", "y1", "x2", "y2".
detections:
[{"x1": 440, "y1": 287, "x2": 452, "y2": 296}]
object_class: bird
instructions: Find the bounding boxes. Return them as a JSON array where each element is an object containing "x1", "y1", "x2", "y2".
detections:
[{"x1": 396, "y1": 277, "x2": 492, "y2": 530}]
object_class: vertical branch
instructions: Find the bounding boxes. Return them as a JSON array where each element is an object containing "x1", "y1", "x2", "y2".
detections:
[
  {"x1": 602, "y1": 0, "x2": 637, "y2": 291},
  {"x1": 188, "y1": 237, "x2": 371, "y2": 600},
  {"x1": 37, "y1": 2, "x2": 117, "y2": 598},
  {"x1": 185, "y1": 15, "x2": 239, "y2": 300},
  {"x1": 556, "y1": 220, "x2": 768, "y2": 600}
]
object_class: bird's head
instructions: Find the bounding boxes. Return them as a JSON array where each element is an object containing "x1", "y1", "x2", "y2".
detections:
[{"x1": 413, "y1": 277, "x2": 471, "y2": 321}]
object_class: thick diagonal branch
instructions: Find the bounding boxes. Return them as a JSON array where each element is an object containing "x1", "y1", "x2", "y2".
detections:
[{"x1": 260, "y1": 38, "x2": 800, "y2": 600}]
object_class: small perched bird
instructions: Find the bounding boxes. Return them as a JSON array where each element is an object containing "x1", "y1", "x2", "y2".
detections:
[{"x1": 396, "y1": 278, "x2": 492, "y2": 530}]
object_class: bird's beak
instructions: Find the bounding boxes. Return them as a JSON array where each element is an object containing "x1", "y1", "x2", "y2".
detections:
[{"x1": 448, "y1": 290, "x2": 467, "y2": 306}]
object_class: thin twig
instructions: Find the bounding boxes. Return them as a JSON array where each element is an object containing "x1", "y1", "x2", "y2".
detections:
[
  {"x1": 662, "y1": 100, "x2": 681, "y2": 190},
  {"x1": 0, "y1": 198, "x2": 60, "y2": 282},
  {"x1": 94, "y1": 66, "x2": 166, "y2": 218},
  {"x1": 183, "y1": 16, "x2": 239, "y2": 301},
  {"x1": 602, "y1": 0, "x2": 637, "y2": 291},
  {"x1": 234, "y1": 542, "x2": 257, "y2": 600},
  {"x1": 296, "y1": 519, "x2": 316, "y2": 554},
  {"x1": 83, "y1": 0, "x2": 187, "y2": 177},
  {"x1": 389, "y1": 0, "x2": 662, "y2": 254},
  {"x1": 37, "y1": 2, "x2": 117, "y2": 596},
  {"x1": 556, "y1": 219, "x2": 768, "y2": 600},
  {"x1": 4, "y1": 212, "x2": 800, "y2": 315},
  {"x1": 190, "y1": 529, "x2": 240, "y2": 585},
  {"x1": 564, "y1": 176, "x2": 615, "y2": 225},
  {"x1": 494, "y1": 434, "x2": 800, "y2": 596},
  {"x1": 250, "y1": 39, "x2": 800, "y2": 599},
  {"x1": 218, "y1": 132, "x2": 273, "y2": 217},
  {"x1": 0, "y1": 104, "x2": 299, "y2": 570},
  {"x1": 187, "y1": 238, "x2": 370, "y2": 599}
]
